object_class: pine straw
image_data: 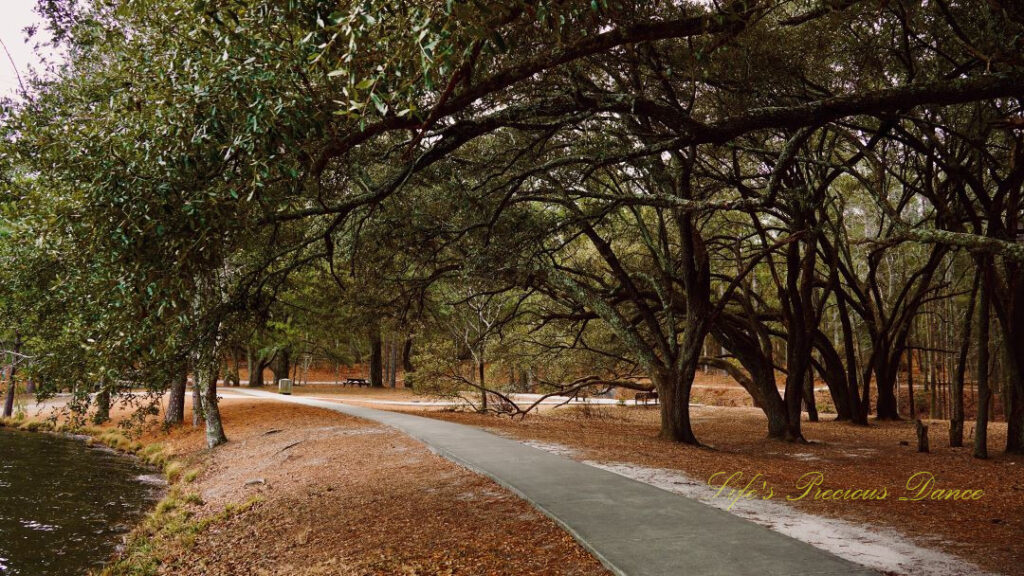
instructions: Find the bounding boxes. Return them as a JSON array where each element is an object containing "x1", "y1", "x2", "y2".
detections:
[{"x1": 125, "y1": 398, "x2": 609, "y2": 576}]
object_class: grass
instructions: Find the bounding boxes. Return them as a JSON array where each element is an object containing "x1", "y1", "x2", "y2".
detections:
[
  {"x1": 100, "y1": 490, "x2": 260, "y2": 576},
  {"x1": 73, "y1": 424, "x2": 237, "y2": 576}
]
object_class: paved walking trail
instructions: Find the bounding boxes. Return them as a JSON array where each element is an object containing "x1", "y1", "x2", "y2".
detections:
[{"x1": 229, "y1": 389, "x2": 876, "y2": 576}]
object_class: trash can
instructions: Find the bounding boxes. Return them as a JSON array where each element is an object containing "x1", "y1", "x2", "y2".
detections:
[{"x1": 278, "y1": 378, "x2": 293, "y2": 395}]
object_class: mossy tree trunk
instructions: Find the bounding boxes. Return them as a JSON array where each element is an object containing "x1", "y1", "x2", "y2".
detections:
[
  {"x1": 196, "y1": 348, "x2": 227, "y2": 448},
  {"x1": 93, "y1": 384, "x2": 111, "y2": 424},
  {"x1": 166, "y1": 370, "x2": 187, "y2": 426}
]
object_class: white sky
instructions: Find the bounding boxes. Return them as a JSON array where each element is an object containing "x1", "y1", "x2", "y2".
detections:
[{"x1": 0, "y1": 0, "x2": 54, "y2": 99}]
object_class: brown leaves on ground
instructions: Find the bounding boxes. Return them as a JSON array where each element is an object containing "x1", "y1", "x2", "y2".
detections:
[
  {"x1": 140, "y1": 399, "x2": 609, "y2": 576},
  {"x1": 416, "y1": 403, "x2": 1023, "y2": 575}
]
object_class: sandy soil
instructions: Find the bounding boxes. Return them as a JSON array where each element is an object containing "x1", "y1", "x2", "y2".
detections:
[{"x1": 130, "y1": 397, "x2": 609, "y2": 576}]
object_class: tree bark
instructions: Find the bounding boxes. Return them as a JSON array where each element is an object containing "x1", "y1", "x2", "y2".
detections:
[
  {"x1": 246, "y1": 346, "x2": 254, "y2": 385},
  {"x1": 1003, "y1": 276, "x2": 1024, "y2": 453},
  {"x1": 93, "y1": 385, "x2": 111, "y2": 425},
  {"x1": 778, "y1": 209, "x2": 819, "y2": 442},
  {"x1": 702, "y1": 351, "x2": 788, "y2": 438},
  {"x1": 811, "y1": 332, "x2": 851, "y2": 421},
  {"x1": 192, "y1": 377, "x2": 202, "y2": 427},
  {"x1": 198, "y1": 355, "x2": 227, "y2": 448},
  {"x1": 803, "y1": 368, "x2": 819, "y2": 422},
  {"x1": 165, "y1": 370, "x2": 187, "y2": 426},
  {"x1": 402, "y1": 336, "x2": 415, "y2": 375},
  {"x1": 272, "y1": 348, "x2": 290, "y2": 385},
  {"x1": 655, "y1": 365, "x2": 699, "y2": 444},
  {"x1": 2, "y1": 366, "x2": 14, "y2": 419},
  {"x1": 907, "y1": 342, "x2": 916, "y2": 419},
  {"x1": 2, "y1": 337, "x2": 21, "y2": 418},
  {"x1": 227, "y1": 347, "x2": 241, "y2": 387},
  {"x1": 658, "y1": 209, "x2": 710, "y2": 445},
  {"x1": 369, "y1": 326, "x2": 383, "y2": 388},
  {"x1": 478, "y1": 345, "x2": 487, "y2": 412},
  {"x1": 950, "y1": 270, "x2": 980, "y2": 447},
  {"x1": 874, "y1": 343, "x2": 904, "y2": 420},
  {"x1": 916, "y1": 419, "x2": 929, "y2": 453},
  {"x1": 249, "y1": 355, "x2": 268, "y2": 387},
  {"x1": 835, "y1": 287, "x2": 867, "y2": 424},
  {"x1": 974, "y1": 264, "x2": 992, "y2": 459},
  {"x1": 389, "y1": 339, "x2": 398, "y2": 388}
]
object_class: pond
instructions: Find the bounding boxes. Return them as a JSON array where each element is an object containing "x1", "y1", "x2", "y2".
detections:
[{"x1": 0, "y1": 428, "x2": 163, "y2": 575}]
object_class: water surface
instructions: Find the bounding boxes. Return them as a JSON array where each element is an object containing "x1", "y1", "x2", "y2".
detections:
[{"x1": 0, "y1": 429, "x2": 162, "y2": 575}]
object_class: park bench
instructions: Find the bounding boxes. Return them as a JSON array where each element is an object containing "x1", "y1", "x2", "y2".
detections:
[
  {"x1": 635, "y1": 391, "x2": 659, "y2": 406},
  {"x1": 343, "y1": 378, "x2": 370, "y2": 387}
]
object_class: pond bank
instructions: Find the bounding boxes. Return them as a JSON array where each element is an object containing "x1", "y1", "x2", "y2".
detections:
[{"x1": 99, "y1": 396, "x2": 608, "y2": 576}]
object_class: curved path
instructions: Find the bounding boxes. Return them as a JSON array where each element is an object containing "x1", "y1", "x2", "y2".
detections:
[{"x1": 229, "y1": 389, "x2": 876, "y2": 576}]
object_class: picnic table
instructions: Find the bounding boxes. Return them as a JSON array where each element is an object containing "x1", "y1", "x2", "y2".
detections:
[{"x1": 343, "y1": 378, "x2": 370, "y2": 387}]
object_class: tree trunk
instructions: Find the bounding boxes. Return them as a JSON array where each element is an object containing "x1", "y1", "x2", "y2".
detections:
[
  {"x1": 655, "y1": 366, "x2": 699, "y2": 444},
  {"x1": 402, "y1": 336, "x2": 415, "y2": 375},
  {"x1": 907, "y1": 343, "x2": 916, "y2": 419},
  {"x1": 93, "y1": 385, "x2": 111, "y2": 425},
  {"x1": 478, "y1": 349, "x2": 487, "y2": 413},
  {"x1": 369, "y1": 327, "x2": 383, "y2": 388},
  {"x1": 1003, "y1": 280, "x2": 1024, "y2": 453},
  {"x1": 192, "y1": 377, "x2": 202, "y2": 427},
  {"x1": 517, "y1": 366, "x2": 530, "y2": 393},
  {"x1": 2, "y1": 337, "x2": 21, "y2": 418},
  {"x1": 272, "y1": 348, "x2": 290, "y2": 385},
  {"x1": 780, "y1": 225, "x2": 818, "y2": 442},
  {"x1": 198, "y1": 356, "x2": 227, "y2": 448},
  {"x1": 874, "y1": 346, "x2": 902, "y2": 420},
  {"x1": 803, "y1": 368, "x2": 819, "y2": 422},
  {"x1": 227, "y1": 347, "x2": 241, "y2": 387},
  {"x1": 836, "y1": 290, "x2": 867, "y2": 424},
  {"x1": 811, "y1": 332, "x2": 852, "y2": 421},
  {"x1": 249, "y1": 355, "x2": 268, "y2": 387},
  {"x1": 974, "y1": 267, "x2": 992, "y2": 459},
  {"x1": 2, "y1": 366, "x2": 14, "y2": 419},
  {"x1": 951, "y1": 270, "x2": 980, "y2": 447},
  {"x1": 165, "y1": 370, "x2": 187, "y2": 426},
  {"x1": 916, "y1": 419, "x2": 929, "y2": 453},
  {"x1": 388, "y1": 340, "x2": 398, "y2": 388},
  {"x1": 784, "y1": 352, "x2": 809, "y2": 441},
  {"x1": 246, "y1": 346, "x2": 254, "y2": 385},
  {"x1": 703, "y1": 350, "x2": 788, "y2": 439}
]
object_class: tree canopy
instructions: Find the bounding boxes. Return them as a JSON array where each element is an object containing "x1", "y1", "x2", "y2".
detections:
[{"x1": 1, "y1": 0, "x2": 1022, "y2": 453}]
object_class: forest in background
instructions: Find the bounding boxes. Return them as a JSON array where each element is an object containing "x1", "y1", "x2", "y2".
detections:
[{"x1": 0, "y1": 0, "x2": 1021, "y2": 456}]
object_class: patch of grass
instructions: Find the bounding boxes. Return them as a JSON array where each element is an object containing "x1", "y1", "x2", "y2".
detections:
[
  {"x1": 182, "y1": 492, "x2": 204, "y2": 506},
  {"x1": 18, "y1": 420, "x2": 55, "y2": 433},
  {"x1": 100, "y1": 491, "x2": 261, "y2": 576},
  {"x1": 163, "y1": 461, "x2": 184, "y2": 484},
  {"x1": 96, "y1": 430, "x2": 136, "y2": 453}
]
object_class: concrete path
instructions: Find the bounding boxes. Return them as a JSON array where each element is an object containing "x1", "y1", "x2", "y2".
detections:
[{"x1": 229, "y1": 389, "x2": 876, "y2": 576}]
